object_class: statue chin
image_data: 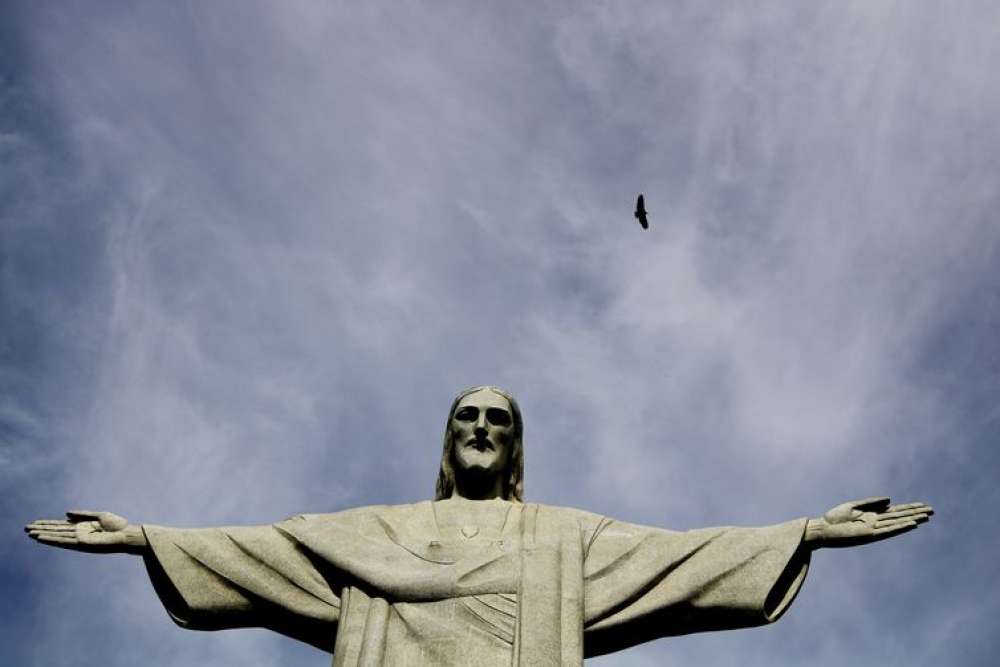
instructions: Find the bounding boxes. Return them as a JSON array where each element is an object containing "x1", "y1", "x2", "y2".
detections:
[
  {"x1": 453, "y1": 463, "x2": 496, "y2": 483},
  {"x1": 453, "y1": 448, "x2": 504, "y2": 476}
]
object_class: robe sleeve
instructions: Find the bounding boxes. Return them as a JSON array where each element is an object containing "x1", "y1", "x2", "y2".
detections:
[
  {"x1": 142, "y1": 517, "x2": 341, "y2": 653},
  {"x1": 582, "y1": 517, "x2": 810, "y2": 658}
]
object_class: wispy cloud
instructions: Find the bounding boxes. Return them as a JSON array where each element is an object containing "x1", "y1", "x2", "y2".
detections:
[{"x1": 4, "y1": 2, "x2": 997, "y2": 665}]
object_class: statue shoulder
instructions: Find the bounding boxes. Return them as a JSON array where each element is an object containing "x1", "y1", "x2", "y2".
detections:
[
  {"x1": 531, "y1": 502, "x2": 608, "y2": 532},
  {"x1": 277, "y1": 501, "x2": 438, "y2": 550},
  {"x1": 281, "y1": 501, "x2": 430, "y2": 528}
]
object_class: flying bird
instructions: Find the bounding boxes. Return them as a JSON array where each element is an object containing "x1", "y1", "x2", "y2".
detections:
[{"x1": 634, "y1": 194, "x2": 649, "y2": 229}]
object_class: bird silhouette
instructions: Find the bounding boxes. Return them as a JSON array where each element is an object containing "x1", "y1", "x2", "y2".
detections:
[{"x1": 634, "y1": 194, "x2": 649, "y2": 229}]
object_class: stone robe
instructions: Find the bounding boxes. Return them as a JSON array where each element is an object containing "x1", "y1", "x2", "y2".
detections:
[{"x1": 142, "y1": 501, "x2": 810, "y2": 666}]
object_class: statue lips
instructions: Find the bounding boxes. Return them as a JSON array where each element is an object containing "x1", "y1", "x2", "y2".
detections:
[{"x1": 466, "y1": 437, "x2": 495, "y2": 452}]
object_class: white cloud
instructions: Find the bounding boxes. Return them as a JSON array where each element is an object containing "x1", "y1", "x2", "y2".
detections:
[{"x1": 6, "y1": 2, "x2": 997, "y2": 665}]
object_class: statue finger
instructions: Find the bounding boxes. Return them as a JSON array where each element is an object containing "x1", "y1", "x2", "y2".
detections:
[
  {"x1": 26, "y1": 519, "x2": 74, "y2": 527},
  {"x1": 877, "y1": 508, "x2": 932, "y2": 521},
  {"x1": 25, "y1": 523, "x2": 77, "y2": 533},
  {"x1": 33, "y1": 533, "x2": 80, "y2": 545},
  {"x1": 98, "y1": 513, "x2": 129, "y2": 532},
  {"x1": 874, "y1": 516, "x2": 923, "y2": 529},
  {"x1": 66, "y1": 510, "x2": 104, "y2": 522},
  {"x1": 29, "y1": 530, "x2": 74, "y2": 539},
  {"x1": 886, "y1": 504, "x2": 933, "y2": 518},
  {"x1": 852, "y1": 497, "x2": 891, "y2": 512},
  {"x1": 886, "y1": 502, "x2": 928, "y2": 512},
  {"x1": 889, "y1": 503, "x2": 934, "y2": 514},
  {"x1": 873, "y1": 520, "x2": 917, "y2": 536},
  {"x1": 825, "y1": 502, "x2": 862, "y2": 523},
  {"x1": 876, "y1": 512, "x2": 931, "y2": 527},
  {"x1": 25, "y1": 520, "x2": 72, "y2": 531}
]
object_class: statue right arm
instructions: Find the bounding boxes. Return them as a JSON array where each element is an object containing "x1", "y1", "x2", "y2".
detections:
[
  {"x1": 24, "y1": 510, "x2": 147, "y2": 555},
  {"x1": 26, "y1": 512, "x2": 341, "y2": 651},
  {"x1": 140, "y1": 520, "x2": 341, "y2": 651}
]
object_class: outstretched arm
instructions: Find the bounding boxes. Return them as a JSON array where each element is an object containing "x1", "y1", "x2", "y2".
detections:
[
  {"x1": 26, "y1": 512, "x2": 340, "y2": 650},
  {"x1": 803, "y1": 497, "x2": 933, "y2": 549},
  {"x1": 24, "y1": 510, "x2": 147, "y2": 555}
]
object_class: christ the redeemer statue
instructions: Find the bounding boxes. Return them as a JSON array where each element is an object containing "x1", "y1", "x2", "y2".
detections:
[{"x1": 26, "y1": 386, "x2": 932, "y2": 666}]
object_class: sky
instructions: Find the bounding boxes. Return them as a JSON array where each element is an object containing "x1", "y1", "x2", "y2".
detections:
[{"x1": 1, "y1": 2, "x2": 997, "y2": 665}]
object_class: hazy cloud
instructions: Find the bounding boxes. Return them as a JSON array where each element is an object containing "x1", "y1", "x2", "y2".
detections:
[{"x1": 3, "y1": 3, "x2": 997, "y2": 666}]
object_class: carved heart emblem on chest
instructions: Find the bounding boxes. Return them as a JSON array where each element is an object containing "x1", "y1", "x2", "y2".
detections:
[{"x1": 460, "y1": 525, "x2": 480, "y2": 539}]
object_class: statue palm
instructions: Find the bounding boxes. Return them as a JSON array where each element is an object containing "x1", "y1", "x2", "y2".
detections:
[
  {"x1": 25, "y1": 510, "x2": 146, "y2": 554},
  {"x1": 804, "y1": 496, "x2": 933, "y2": 547}
]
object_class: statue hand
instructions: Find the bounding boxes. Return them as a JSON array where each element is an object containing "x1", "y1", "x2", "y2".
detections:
[
  {"x1": 25, "y1": 510, "x2": 147, "y2": 554},
  {"x1": 804, "y1": 497, "x2": 933, "y2": 549}
]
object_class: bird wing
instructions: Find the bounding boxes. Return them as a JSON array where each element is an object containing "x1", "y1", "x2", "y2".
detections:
[{"x1": 634, "y1": 194, "x2": 648, "y2": 229}]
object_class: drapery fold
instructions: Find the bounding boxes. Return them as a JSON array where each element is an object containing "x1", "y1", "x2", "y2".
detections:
[{"x1": 143, "y1": 502, "x2": 809, "y2": 665}]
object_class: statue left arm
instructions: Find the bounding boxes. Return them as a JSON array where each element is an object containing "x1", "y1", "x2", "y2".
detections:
[
  {"x1": 580, "y1": 497, "x2": 932, "y2": 657},
  {"x1": 582, "y1": 517, "x2": 811, "y2": 658},
  {"x1": 803, "y1": 497, "x2": 933, "y2": 549}
]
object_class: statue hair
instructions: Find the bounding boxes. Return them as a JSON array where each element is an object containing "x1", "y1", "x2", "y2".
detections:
[{"x1": 435, "y1": 385, "x2": 524, "y2": 502}]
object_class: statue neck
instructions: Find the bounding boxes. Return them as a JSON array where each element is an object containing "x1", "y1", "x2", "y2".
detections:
[{"x1": 452, "y1": 471, "x2": 505, "y2": 500}]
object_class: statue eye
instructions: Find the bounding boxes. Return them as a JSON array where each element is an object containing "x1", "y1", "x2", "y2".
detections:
[
  {"x1": 455, "y1": 407, "x2": 478, "y2": 422},
  {"x1": 486, "y1": 408, "x2": 511, "y2": 427}
]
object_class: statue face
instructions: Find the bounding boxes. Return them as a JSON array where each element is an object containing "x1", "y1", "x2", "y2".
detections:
[{"x1": 450, "y1": 389, "x2": 514, "y2": 480}]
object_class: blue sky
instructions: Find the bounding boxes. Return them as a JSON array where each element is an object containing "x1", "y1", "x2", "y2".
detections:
[{"x1": 2, "y1": 2, "x2": 997, "y2": 665}]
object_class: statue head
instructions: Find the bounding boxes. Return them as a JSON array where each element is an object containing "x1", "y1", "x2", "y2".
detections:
[{"x1": 435, "y1": 385, "x2": 524, "y2": 502}]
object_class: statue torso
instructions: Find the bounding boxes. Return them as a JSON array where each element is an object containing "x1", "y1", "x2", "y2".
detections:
[{"x1": 382, "y1": 499, "x2": 521, "y2": 665}]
